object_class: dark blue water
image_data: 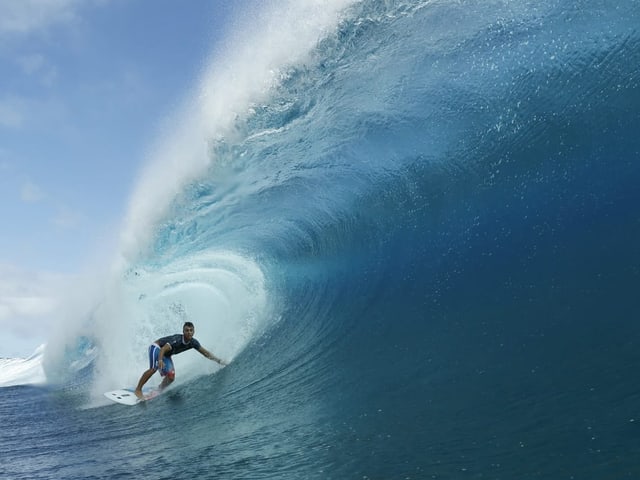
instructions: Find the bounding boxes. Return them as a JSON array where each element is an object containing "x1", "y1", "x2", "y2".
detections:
[{"x1": 2, "y1": 1, "x2": 640, "y2": 478}]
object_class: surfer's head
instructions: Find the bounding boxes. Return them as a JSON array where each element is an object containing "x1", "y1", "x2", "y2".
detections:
[{"x1": 183, "y1": 322, "x2": 195, "y2": 341}]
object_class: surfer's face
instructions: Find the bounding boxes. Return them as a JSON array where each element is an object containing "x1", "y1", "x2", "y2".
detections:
[{"x1": 183, "y1": 325, "x2": 194, "y2": 341}]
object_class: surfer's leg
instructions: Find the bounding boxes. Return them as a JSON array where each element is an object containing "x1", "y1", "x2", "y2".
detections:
[
  {"x1": 159, "y1": 358, "x2": 175, "y2": 390},
  {"x1": 159, "y1": 375, "x2": 173, "y2": 390},
  {"x1": 135, "y1": 344, "x2": 160, "y2": 399},
  {"x1": 135, "y1": 368, "x2": 157, "y2": 399}
]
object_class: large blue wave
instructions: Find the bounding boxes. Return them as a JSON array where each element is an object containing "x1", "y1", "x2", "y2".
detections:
[{"x1": 25, "y1": 0, "x2": 640, "y2": 477}]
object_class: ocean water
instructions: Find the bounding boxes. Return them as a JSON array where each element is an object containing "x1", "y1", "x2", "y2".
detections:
[{"x1": 2, "y1": 0, "x2": 640, "y2": 478}]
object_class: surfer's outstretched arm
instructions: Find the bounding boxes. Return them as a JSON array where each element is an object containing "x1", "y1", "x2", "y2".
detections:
[{"x1": 198, "y1": 346, "x2": 227, "y2": 366}]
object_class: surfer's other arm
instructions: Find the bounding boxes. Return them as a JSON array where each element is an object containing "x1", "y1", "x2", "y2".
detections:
[
  {"x1": 157, "y1": 343, "x2": 172, "y2": 370},
  {"x1": 198, "y1": 346, "x2": 227, "y2": 366}
]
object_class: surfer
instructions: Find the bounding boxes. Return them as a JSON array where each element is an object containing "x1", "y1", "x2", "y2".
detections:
[{"x1": 134, "y1": 321, "x2": 227, "y2": 399}]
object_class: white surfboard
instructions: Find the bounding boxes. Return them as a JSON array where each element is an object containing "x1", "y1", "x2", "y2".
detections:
[
  {"x1": 104, "y1": 388, "x2": 161, "y2": 405},
  {"x1": 104, "y1": 389, "x2": 141, "y2": 405}
]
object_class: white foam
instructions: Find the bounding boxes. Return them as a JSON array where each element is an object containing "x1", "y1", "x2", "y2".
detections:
[{"x1": 0, "y1": 344, "x2": 46, "y2": 387}]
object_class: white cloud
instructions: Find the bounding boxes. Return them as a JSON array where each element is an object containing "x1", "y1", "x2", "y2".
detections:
[
  {"x1": 20, "y1": 180, "x2": 46, "y2": 203},
  {"x1": 0, "y1": 264, "x2": 62, "y2": 344},
  {"x1": 0, "y1": 0, "x2": 82, "y2": 36},
  {"x1": 0, "y1": 295, "x2": 55, "y2": 321}
]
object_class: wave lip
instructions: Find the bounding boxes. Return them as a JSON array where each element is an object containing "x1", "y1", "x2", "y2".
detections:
[
  {"x1": 119, "y1": 0, "x2": 357, "y2": 264},
  {"x1": 0, "y1": 344, "x2": 46, "y2": 387}
]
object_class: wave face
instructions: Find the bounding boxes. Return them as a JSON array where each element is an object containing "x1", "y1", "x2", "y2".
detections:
[{"x1": 3, "y1": 1, "x2": 640, "y2": 479}]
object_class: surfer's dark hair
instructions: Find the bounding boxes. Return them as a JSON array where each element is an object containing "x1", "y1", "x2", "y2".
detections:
[{"x1": 184, "y1": 321, "x2": 194, "y2": 329}]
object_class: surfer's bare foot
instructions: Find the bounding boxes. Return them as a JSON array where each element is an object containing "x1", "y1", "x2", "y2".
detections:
[{"x1": 134, "y1": 389, "x2": 144, "y2": 400}]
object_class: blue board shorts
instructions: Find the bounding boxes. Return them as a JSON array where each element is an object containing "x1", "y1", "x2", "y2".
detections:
[{"x1": 148, "y1": 344, "x2": 174, "y2": 377}]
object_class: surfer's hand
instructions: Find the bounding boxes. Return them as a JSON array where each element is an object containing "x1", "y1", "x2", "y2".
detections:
[{"x1": 158, "y1": 359, "x2": 164, "y2": 370}]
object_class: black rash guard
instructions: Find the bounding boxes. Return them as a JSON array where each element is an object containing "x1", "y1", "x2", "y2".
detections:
[{"x1": 156, "y1": 334, "x2": 201, "y2": 357}]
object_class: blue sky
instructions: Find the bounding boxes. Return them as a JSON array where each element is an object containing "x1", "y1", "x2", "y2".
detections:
[{"x1": 0, "y1": 0, "x2": 234, "y2": 357}]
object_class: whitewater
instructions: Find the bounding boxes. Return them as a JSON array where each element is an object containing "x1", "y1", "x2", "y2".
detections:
[{"x1": 2, "y1": 0, "x2": 640, "y2": 478}]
